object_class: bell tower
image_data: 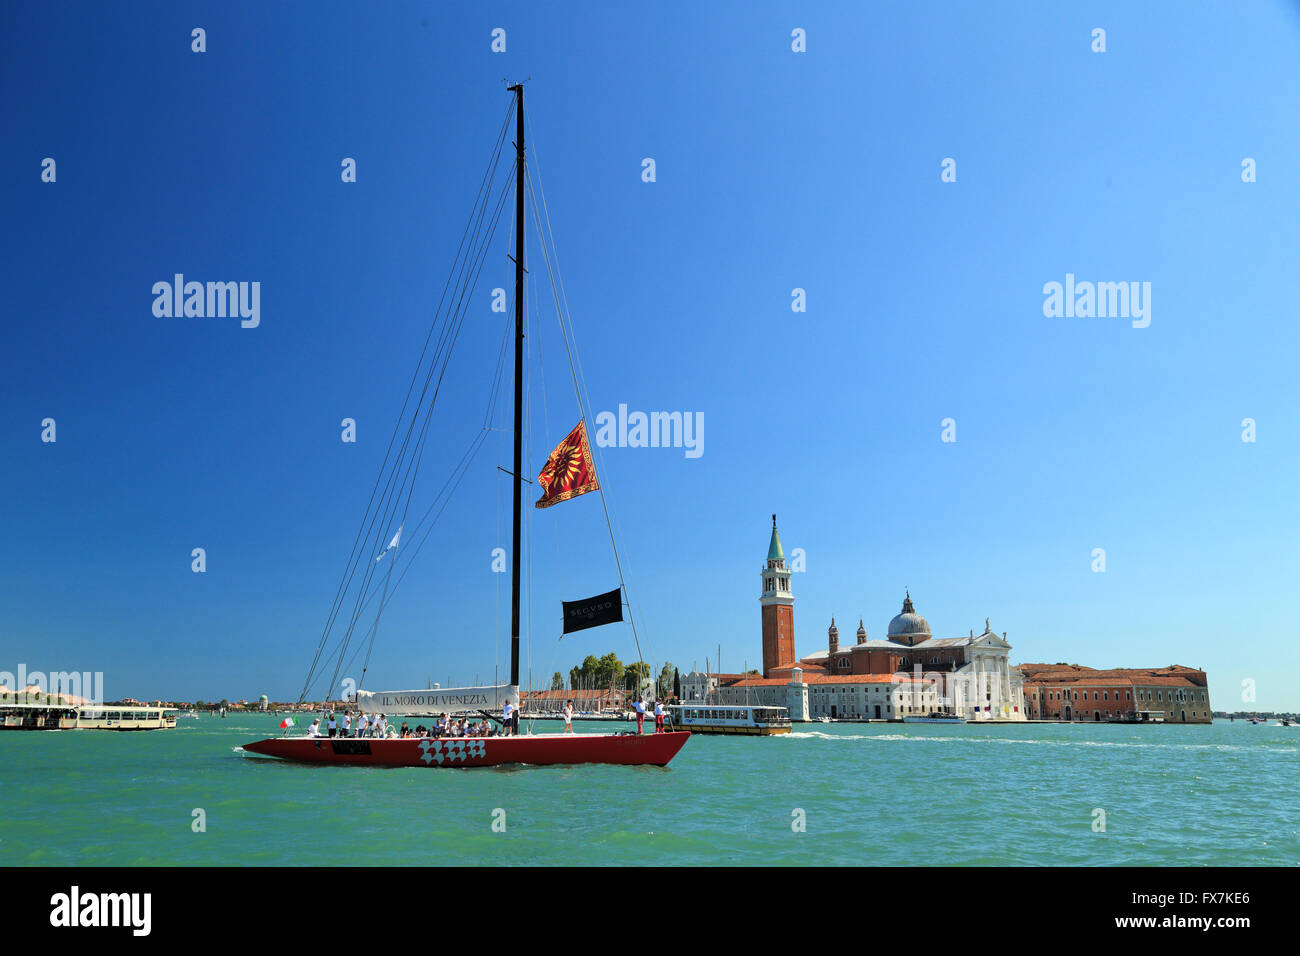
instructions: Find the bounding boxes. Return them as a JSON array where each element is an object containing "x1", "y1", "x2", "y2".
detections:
[{"x1": 760, "y1": 514, "x2": 795, "y2": 677}]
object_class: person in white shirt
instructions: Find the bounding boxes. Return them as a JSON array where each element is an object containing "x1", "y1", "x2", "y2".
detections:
[
  {"x1": 563, "y1": 700, "x2": 574, "y2": 734},
  {"x1": 503, "y1": 700, "x2": 514, "y2": 736},
  {"x1": 308, "y1": 718, "x2": 322, "y2": 737},
  {"x1": 654, "y1": 699, "x2": 665, "y2": 734},
  {"x1": 342, "y1": 712, "x2": 352, "y2": 737},
  {"x1": 377, "y1": 714, "x2": 388, "y2": 738},
  {"x1": 327, "y1": 714, "x2": 337, "y2": 738},
  {"x1": 634, "y1": 698, "x2": 646, "y2": 735},
  {"x1": 357, "y1": 712, "x2": 369, "y2": 737}
]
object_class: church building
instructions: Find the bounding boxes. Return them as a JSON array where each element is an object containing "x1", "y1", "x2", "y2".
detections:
[{"x1": 732, "y1": 516, "x2": 1025, "y2": 720}]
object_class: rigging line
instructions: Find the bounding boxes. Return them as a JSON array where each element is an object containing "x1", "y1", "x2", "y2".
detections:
[
  {"x1": 331, "y1": 307, "x2": 513, "y2": 688},
  {"x1": 321, "y1": 163, "x2": 517, "y2": 695},
  {"x1": 497, "y1": 169, "x2": 518, "y2": 692},
  {"x1": 524, "y1": 166, "x2": 647, "y2": 675},
  {"x1": 335, "y1": 432, "x2": 491, "y2": 687},
  {"x1": 319, "y1": 296, "x2": 506, "y2": 692},
  {"x1": 304, "y1": 160, "x2": 514, "y2": 702},
  {"x1": 354, "y1": 163, "x2": 517, "y2": 620},
  {"x1": 318, "y1": 143, "x2": 516, "y2": 670},
  {"x1": 350, "y1": 306, "x2": 510, "y2": 634},
  {"x1": 531, "y1": 147, "x2": 657, "y2": 672},
  {"x1": 531, "y1": 261, "x2": 563, "y2": 706},
  {"x1": 524, "y1": 241, "x2": 534, "y2": 698},
  {"x1": 358, "y1": 530, "x2": 398, "y2": 686},
  {"x1": 300, "y1": 100, "x2": 515, "y2": 701},
  {"x1": 322, "y1": 191, "x2": 517, "y2": 699}
]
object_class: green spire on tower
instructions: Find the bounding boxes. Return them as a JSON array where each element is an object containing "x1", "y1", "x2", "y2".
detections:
[{"x1": 767, "y1": 513, "x2": 784, "y2": 562}]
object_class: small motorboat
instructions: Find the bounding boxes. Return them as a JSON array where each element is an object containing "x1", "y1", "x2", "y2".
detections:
[{"x1": 903, "y1": 713, "x2": 967, "y2": 724}]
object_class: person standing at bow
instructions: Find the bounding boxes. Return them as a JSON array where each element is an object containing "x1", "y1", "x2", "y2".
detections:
[
  {"x1": 634, "y1": 697, "x2": 646, "y2": 735},
  {"x1": 502, "y1": 699, "x2": 514, "y2": 736},
  {"x1": 654, "y1": 699, "x2": 665, "y2": 734},
  {"x1": 562, "y1": 699, "x2": 574, "y2": 734}
]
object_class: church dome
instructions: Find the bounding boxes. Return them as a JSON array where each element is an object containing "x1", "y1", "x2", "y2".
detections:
[{"x1": 887, "y1": 592, "x2": 930, "y2": 644}]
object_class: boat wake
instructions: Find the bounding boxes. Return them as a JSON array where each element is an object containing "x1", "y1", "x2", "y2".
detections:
[{"x1": 774, "y1": 732, "x2": 1297, "y2": 753}]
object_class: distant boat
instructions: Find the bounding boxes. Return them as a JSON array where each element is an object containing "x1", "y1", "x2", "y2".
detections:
[
  {"x1": 812, "y1": 716, "x2": 832, "y2": 724},
  {"x1": 903, "y1": 713, "x2": 967, "y2": 724},
  {"x1": 1, "y1": 702, "x2": 176, "y2": 731}
]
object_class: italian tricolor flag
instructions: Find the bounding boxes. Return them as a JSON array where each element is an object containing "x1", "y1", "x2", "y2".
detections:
[{"x1": 280, "y1": 717, "x2": 295, "y2": 729}]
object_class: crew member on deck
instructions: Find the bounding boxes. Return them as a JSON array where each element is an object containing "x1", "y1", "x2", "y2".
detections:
[
  {"x1": 503, "y1": 699, "x2": 515, "y2": 736},
  {"x1": 654, "y1": 699, "x2": 665, "y2": 734},
  {"x1": 563, "y1": 700, "x2": 574, "y2": 734},
  {"x1": 634, "y1": 697, "x2": 646, "y2": 734},
  {"x1": 327, "y1": 713, "x2": 337, "y2": 738},
  {"x1": 342, "y1": 712, "x2": 352, "y2": 737},
  {"x1": 308, "y1": 718, "x2": 322, "y2": 737}
]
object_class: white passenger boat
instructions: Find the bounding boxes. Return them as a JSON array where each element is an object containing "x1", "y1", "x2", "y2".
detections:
[
  {"x1": 902, "y1": 713, "x2": 967, "y2": 724},
  {"x1": 0, "y1": 702, "x2": 177, "y2": 731},
  {"x1": 667, "y1": 704, "x2": 792, "y2": 735}
]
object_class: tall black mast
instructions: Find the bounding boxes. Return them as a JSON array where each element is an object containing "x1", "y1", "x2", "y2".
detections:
[{"x1": 508, "y1": 84, "x2": 524, "y2": 689}]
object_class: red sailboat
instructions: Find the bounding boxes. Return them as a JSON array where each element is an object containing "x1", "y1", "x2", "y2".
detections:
[{"x1": 243, "y1": 85, "x2": 688, "y2": 768}]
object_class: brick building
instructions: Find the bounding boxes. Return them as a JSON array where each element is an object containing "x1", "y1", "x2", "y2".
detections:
[{"x1": 1018, "y1": 663, "x2": 1212, "y2": 723}]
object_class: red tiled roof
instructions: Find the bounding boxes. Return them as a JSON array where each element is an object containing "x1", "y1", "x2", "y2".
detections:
[
  {"x1": 1017, "y1": 663, "x2": 1206, "y2": 688},
  {"x1": 523, "y1": 689, "x2": 624, "y2": 700},
  {"x1": 729, "y1": 673, "x2": 929, "y2": 686},
  {"x1": 767, "y1": 665, "x2": 828, "y2": 678}
]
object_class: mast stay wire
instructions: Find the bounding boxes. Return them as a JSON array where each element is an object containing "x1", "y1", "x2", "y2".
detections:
[
  {"x1": 352, "y1": 159, "x2": 518, "y2": 688},
  {"x1": 299, "y1": 97, "x2": 515, "y2": 702},
  {"x1": 300, "y1": 103, "x2": 517, "y2": 702},
  {"x1": 331, "y1": 161, "x2": 516, "y2": 696},
  {"x1": 525, "y1": 150, "x2": 651, "y2": 686}
]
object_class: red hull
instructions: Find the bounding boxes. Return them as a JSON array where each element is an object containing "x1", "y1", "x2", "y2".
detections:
[{"x1": 240, "y1": 731, "x2": 689, "y2": 767}]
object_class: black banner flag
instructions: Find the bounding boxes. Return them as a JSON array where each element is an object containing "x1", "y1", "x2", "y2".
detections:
[{"x1": 561, "y1": 587, "x2": 624, "y2": 635}]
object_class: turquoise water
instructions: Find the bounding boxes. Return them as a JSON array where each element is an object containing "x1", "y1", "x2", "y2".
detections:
[{"x1": 2, "y1": 716, "x2": 1295, "y2": 866}]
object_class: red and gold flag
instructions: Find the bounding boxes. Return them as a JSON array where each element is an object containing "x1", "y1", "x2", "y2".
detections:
[{"x1": 535, "y1": 421, "x2": 600, "y2": 509}]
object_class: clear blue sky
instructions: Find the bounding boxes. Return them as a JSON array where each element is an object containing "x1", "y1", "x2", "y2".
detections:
[{"x1": 3, "y1": 2, "x2": 1298, "y2": 710}]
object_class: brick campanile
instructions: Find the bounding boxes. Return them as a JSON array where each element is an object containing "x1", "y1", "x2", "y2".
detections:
[{"x1": 760, "y1": 514, "x2": 795, "y2": 678}]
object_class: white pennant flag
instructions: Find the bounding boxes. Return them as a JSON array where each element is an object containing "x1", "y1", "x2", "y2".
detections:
[{"x1": 376, "y1": 524, "x2": 403, "y2": 562}]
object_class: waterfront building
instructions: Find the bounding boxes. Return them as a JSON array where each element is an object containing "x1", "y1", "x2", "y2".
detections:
[
  {"x1": 718, "y1": 667, "x2": 938, "y2": 720},
  {"x1": 743, "y1": 516, "x2": 1026, "y2": 720},
  {"x1": 776, "y1": 599, "x2": 1026, "y2": 720},
  {"x1": 680, "y1": 671, "x2": 746, "y2": 702},
  {"x1": 1019, "y1": 663, "x2": 1212, "y2": 723},
  {"x1": 521, "y1": 688, "x2": 627, "y2": 713}
]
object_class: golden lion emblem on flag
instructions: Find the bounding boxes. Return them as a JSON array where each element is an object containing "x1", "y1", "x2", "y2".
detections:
[{"x1": 536, "y1": 421, "x2": 600, "y2": 509}]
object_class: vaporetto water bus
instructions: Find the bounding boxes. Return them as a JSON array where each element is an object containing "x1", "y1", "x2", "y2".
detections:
[
  {"x1": 0, "y1": 702, "x2": 177, "y2": 731},
  {"x1": 666, "y1": 704, "x2": 792, "y2": 735}
]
